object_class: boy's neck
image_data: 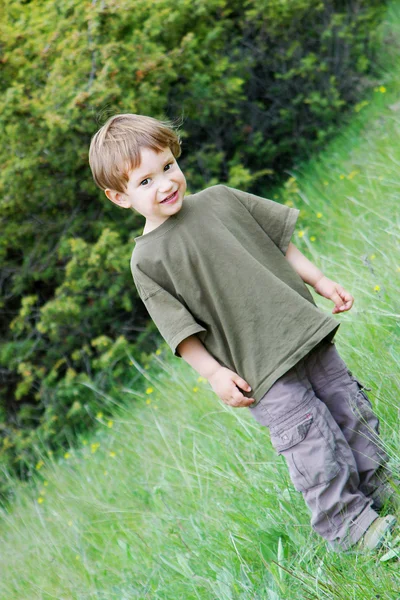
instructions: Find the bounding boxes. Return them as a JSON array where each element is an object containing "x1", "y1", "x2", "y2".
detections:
[{"x1": 143, "y1": 216, "x2": 170, "y2": 235}]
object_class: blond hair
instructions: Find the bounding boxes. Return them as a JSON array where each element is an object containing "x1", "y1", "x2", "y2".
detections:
[{"x1": 88, "y1": 113, "x2": 182, "y2": 194}]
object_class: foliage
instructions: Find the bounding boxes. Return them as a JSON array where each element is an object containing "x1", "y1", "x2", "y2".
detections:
[{"x1": 0, "y1": 0, "x2": 387, "y2": 499}]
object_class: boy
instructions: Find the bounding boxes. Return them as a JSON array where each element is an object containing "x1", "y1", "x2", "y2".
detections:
[{"x1": 89, "y1": 113, "x2": 397, "y2": 553}]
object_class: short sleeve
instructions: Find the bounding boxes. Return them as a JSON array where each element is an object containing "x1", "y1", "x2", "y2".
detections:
[
  {"x1": 131, "y1": 265, "x2": 207, "y2": 358},
  {"x1": 225, "y1": 186, "x2": 300, "y2": 255}
]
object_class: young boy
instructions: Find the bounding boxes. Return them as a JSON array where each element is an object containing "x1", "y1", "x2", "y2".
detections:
[{"x1": 89, "y1": 113, "x2": 397, "y2": 553}]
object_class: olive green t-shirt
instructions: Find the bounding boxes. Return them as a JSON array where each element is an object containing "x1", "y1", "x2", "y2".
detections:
[{"x1": 130, "y1": 184, "x2": 340, "y2": 406}]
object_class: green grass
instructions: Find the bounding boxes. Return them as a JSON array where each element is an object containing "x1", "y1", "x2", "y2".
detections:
[{"x1": 1, "y1": 4, "x2": 400, "y2": 599}]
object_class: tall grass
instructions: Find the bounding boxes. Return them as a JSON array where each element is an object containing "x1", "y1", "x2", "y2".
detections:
[{"x1": 1, "y1": 3, "x2": 400, "y2": 598}]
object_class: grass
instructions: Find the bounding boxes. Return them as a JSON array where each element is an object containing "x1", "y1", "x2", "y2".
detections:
[{"x1": 1, "y1": 3, "x2": 400, "y2": 598}]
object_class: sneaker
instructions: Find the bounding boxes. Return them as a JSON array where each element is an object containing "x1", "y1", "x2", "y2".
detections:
[
  {"x1": 357, "y1": 515, "x2": 397, "y2": 552},
  {"x1": 370, "y1": 480, "x2": 400, "y2": 512}
]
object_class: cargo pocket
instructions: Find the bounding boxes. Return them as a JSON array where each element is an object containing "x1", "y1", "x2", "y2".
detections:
[
  {"x1": 347, "y1": 370, "x2": 382, "y2": 437},
  {"x1": 346, "y1": 370, "x2": 372, "y2": 396},
  {"x1": 270, "y1": 411, "x2": 341, "y2": 493},
  {"x1": 349, "y1": 373, "x2": 389, "y2": 467}
]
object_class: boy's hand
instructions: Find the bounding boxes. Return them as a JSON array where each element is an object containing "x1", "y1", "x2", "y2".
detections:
[
  {"x1": 208, "y1": 367, "x2": 255, "y2": 407},
  {"x1": 314, "y1": 276, "x2": 354, "y2": 314}
]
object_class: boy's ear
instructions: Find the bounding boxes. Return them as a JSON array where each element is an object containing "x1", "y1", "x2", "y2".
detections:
[{"x1": 104, "y1": 188, "x2": 130, "y2": 209}]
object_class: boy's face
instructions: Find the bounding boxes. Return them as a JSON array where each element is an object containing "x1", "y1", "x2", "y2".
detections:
[{"x1": 105, "y1": 146, "x2": 186, "y2": 229}]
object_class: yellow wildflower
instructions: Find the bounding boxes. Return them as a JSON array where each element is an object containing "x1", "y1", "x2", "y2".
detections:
[
  {"x1": 91, "y1": 442, "x2": 100, "y2": 453},
  {"x1": 316, "y1": 212, "x2": 323, "y2": 218},
  {"x1": 96, "y1": 412, "x2": 103, "y2": 419},
  {"x1": 107, "y1": 420, "x2": 113, "y2": 428},
  {"x1": 298, "y1": 231, "x2": 305, "y2": 238},
  {"x1": 109, "y1": 451, "x2": 116, "y2": 458},
  {"x1": 36, "y1": 460, "x2": 44, "y2": 470},
  {"x1": 38, "y1": 497, "x2": 44, "y2": 504},
  {"x1": 146, "y1": 387, "x2": 153, "y2": 394},
  {"x1": 370, "y1": 254, "x2": 376, "y2": 260},
  {"x1": 310, "y1": 236, "x2": 316, "y2": 242},
  {"x1": 64, "y1": 452, "x2": 71, "y2": 459},
  {"x1": 347, "y1": 170, "x2": 360, "y2": 180},
  {"x1": 44, "y1": 481, "x2": 48, "y2": 487},
  {"x1": 339, "y1": 175, "x2": 345, "y2": 180},
  {"x1": 374, "y1": 285, "x2": 380, "y2": 292},
  {"x1": 285, "y1": 200, "x2": 294, "y2": 207},
  {"x1": 380, "y1": 86, "x2": 386, "y2": 93},
  {"x1": 146, "y1": 399, "x2": 151, "y2": 405},
  {"x1": 193, "y1": 387, "x2": 199, "y2": 392},
  {"x1": 156, "y1": 349, "x2": 162, "y2": 355},
  {"x1": 197, "y1": 376, "x2": 207, "y2": 383}
]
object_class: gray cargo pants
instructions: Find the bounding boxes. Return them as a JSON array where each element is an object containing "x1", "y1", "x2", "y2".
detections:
[{"x1": 249, "y1": 335, "x2": 390, "y2": 551}]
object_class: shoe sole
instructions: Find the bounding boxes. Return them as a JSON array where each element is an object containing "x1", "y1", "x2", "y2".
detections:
[{"x1": 364, "y1": 515, "x2": 397, "y2": 551}]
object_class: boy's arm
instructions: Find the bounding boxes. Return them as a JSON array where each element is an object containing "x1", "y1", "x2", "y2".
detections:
[
  {"x1": 285, "y1": 242, "x2": 325, "y2": 287},
  {"x1": 177, "y1": 334, "x2": 221, "y2": 380},
  {"x1": 177, "y1": 334, "x2": 255, "y2": 407},
  {"x1": 285, "y1": 242, "x2": 354, "y2": 314}
]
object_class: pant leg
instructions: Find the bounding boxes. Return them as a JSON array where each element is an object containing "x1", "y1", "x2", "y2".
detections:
[
  {"x1": 249, "y1": 348, "x2": 379, "y2": 551},
  {"x1": 304, "y1": 338, "x2": 391, "y2": 508}
]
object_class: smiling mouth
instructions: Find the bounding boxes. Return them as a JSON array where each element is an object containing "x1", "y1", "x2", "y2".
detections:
[{"x1": 160, "y1": 190, "x2": 178, "y2": 204}]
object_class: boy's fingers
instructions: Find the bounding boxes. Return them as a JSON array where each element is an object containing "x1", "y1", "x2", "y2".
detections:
[
  {"x1": 332, "y1": 287, "x2": 354, "y2": 312},
  {"x1": 331, "y1": 291, "x2": 342, "y2": 306},
  {"x1": 236, "y1": 378, "x2": 252, "y2": 392},
  {"x1": 232, "y1": 389, "x2": 251, "y2": 406},
  {"x1": 231, "y1": 397, "x2": 255, "y2": 407},
  {"x1": 337, "y1": 286, "x2": 353, "y2": 303}
]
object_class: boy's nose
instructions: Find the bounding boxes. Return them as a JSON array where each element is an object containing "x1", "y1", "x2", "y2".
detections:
[{"x1": 159, "y1": 184, "x2": 175, "y2": 196}]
